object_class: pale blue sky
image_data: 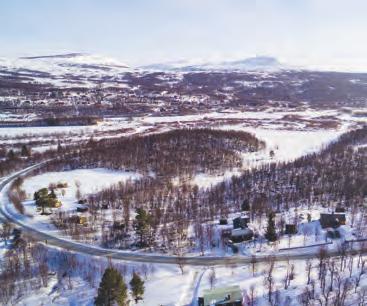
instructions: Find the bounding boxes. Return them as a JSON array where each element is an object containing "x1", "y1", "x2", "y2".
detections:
[{"x1": 1, "y1": 0, "x2": 367, "y2": 69}]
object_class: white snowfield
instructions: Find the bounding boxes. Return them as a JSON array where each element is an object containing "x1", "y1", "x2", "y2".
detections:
[
  {"x1": 1, "y1": 53, "x2": 130, "y2": 82},
  {"x1": 1, "y1": 161, "x2": 365, "y2": 265},
  {"x1": 0, "y1": 107, "x2": 363, "y2": 142},
  {"x1": 0, "y1": 110, "x2": 366, "y2": 305},
  {"x1": 22, "y1": 168, "x2": 142, "y2": 206}
]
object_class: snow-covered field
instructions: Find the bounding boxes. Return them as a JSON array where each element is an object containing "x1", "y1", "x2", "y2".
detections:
[
  {"x1": 241, "y1": 127, "x2": 344, "y2": 162},
  {"x1": 11, "y1": 168, "x2": 364, "y2": 260},
  {"x1": 1, "y1": 107, "x2": 364, "y2": 139},
  {"x1": 13, "y1": 259, "x2": 195, "y2": 306},
  {"x1": 14, "y1": 169, "x2": 142, "y2": 236},
  {"x1": 190, "y1": 124, "x2": 347, "y2": 188},
  {"x1": 22, "y1": 168, "x2": 142, "y2": 207},
  {"x1": 3, "y1": 108, "x2": 361, "y2": 245},
  {"x1": 0, "y1": 53, "x2": 131, "y2": 87},
  {"x1": 1, "y1": 108, "x2": 366, "y2": 306},
  {"x1": 0, "y1": 125, "x2": 100, "y2": 138}
]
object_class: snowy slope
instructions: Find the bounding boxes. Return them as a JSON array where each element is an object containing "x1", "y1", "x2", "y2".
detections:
[
  {"x1": 0, "y1": 53, "x2": 131, "y2": 85},
  {"x1": 140, "y1": 56, "x2": 284, "y2": 72}
]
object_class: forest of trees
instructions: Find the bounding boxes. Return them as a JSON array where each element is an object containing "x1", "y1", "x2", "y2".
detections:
[
  {"x1": 0, "y1": 223, "x2": 148, "y2": 305},
  {"x1": 21, "y1": 126, "x2": 365, "y2": 252},
  {"x1": 1, "y1": 124, "x2": 367, "y2": 304},
  {"x1": 55, "y1": 128, "x2": 265, "y2": 178}
]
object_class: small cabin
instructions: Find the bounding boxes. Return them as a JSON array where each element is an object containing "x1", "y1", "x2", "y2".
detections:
[
  {"x1": 198, "y1": 285, "x2": 242, "y2": 306},
  {"x1": 219, "y1": 218, "x2": 228, "y2": 225},
  {"x1": 68, "y1": 215, "x2": 80, "y2": 224},
  {"x1": 113, "y1": 221, "x2": 125, "y2": 230},
  {"x1": 231, "y1": 228, "x2": 253, "y2": 243},
  {"x1": 68, "y1": 215, "x2": 88, "y2": 225},
  {"x1": 335, "y1": 206, "x2": 346, "y2": 213},
  {"x1": 54, "y1": 200, "x2": 62, "y2": 208},
  {"x1": 285, "y1": 224, "x2": 297, "y2": 235},
  {"x1": 79, "y1": 216, "x2": 88, "y2": 225},
  {"x1": 77, "y1": 206, "x2": 88, "y2": 213},
  {"x1": 221, "y1": 229, "x2": 232, "y2": 239},
  {"x1": 327, "y1": 229, "x2": 341, "y2": 239},
  {"x1": 233, "y1": 216, "x2": 250, "y2": 229},
  {"x1": 241, "y1": 199, "x2": 250, "y2": 211},
  {"x1": 56, "y1": 182, "x2": 68, "y2": 188},
  {"x1": 320, "y1": 213, "x2": 346, "y2": 229}
]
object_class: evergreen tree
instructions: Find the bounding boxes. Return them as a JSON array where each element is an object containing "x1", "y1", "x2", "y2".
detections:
[
  {"x1": 130, "y1": 272, "x2": 144, "y2": 303},
  {"x1": 49, "y1": 189, "x2": 57, "y2": 199},
  {"x1": 21, "y1": 144, "x2": 31, "y2": 157},
  {"x1": 95, "y1": 267, "x2": 128, "y2": 306},
  {"x1": 241, "y1": 199, "x2": 250, "y2": 211},
  {"x1": 265, "y1": 212, "x2": 277, "y2": 242},
  {"x1": 57, "y1": 140, "x2": 62, "y2": 152},
  {"x1": 7, "y1": 149, "x2": 16, "y2": 160},
  {"x1": 133, "y1": 208, "x2": 152, "y2": 246},
  {"x1": 34, "y1": 188, "x2": 50, "y2": 215}
]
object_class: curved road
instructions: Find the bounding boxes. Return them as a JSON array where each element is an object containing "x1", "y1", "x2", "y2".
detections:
[{"x1": 0, "y1": 162, "x2": 365, "y2": 266}]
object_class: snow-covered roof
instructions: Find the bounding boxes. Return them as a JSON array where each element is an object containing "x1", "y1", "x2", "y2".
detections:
[{"x1": 231, "y1": 228, "x2": 253, "y2": 237}]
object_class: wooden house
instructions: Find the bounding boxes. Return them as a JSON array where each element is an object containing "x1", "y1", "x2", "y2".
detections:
[
  {"x1": 233, "y1": 216, "x2": 250, "y2": 229},
  {"x1": 231, "y1": 228, "x2": 253, "y2": 243},
  {"x1": 320, "y1": 213, "x2": 346, "y2": 229},
  {"x1": 76, "y1": 206, "x2": 88, "y2": 213},
  {"x1": 285, "y1": 224, "x2": 297, "y2": 235},
  {"x1": 198, "y1": 285, "x2": 242, "y2": 306}
]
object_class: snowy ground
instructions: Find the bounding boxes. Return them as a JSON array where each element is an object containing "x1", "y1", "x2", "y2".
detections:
[
  {"x1": 183, "y1": 203, "x2": 366, "y2": 260},
  {"x1": 190, "y1": 123, "x2": 348, "y2": 188},
  {"x1": 21, "y1": 168, "x2": 142, "y2": 211},
  {"x1": 1, "y1": 107, "x2": 365, "y2": 139},
  {"x1": 12, "y1": 166, "x2": 365, "y2": 260},
  {"x1": 8, "y1": 169, "x2": 143, "y2": 242},
  {"x1": 4, "y1": 108, "x2": 362, "y2": 251},
  {"x1": 1, "y1": 107, "x2": 365, "y2": 157},
  {"x1": 1, "y1": 108, "x2": 366, "y2": 305},
  {"x1": 196, "y1": 257, "x2": 367, "y2": 306},
  {"x1": 0, "y1": 241, "x2": 197, "y2": 306},
  {"x1": 9, "y1": 250, "x2": 367, "y2": 306}
]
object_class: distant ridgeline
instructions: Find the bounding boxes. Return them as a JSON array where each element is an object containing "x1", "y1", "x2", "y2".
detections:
[{"x1": 0, "y1": 116, "x2": 101, "y2": 127}]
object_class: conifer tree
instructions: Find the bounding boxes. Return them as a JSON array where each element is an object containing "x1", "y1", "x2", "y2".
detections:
[
  {"x1": 7, "y1": 149, "x2": 16, "y2": 160},
  {"x1": 95, "y1": 267, "x2": 128, "y2": 306},
  {"x1": 49, "y1": 189, "x2": 57, "y2": 199},
  {"x1": 133, "y1": 208, "x2": 151, "y2": 246},
  {"x1": 265, "y1": 212, "x2": 277, "y2": 242},
  {"x1": 57, "y1": 140, "x2": 62, "y2": 152},
  {"x1": 21, "y1": 144, "x2": 30, "y2": 157},
  {"x1": 130, "y1": 272, "x2": 145, "y2": 303}
]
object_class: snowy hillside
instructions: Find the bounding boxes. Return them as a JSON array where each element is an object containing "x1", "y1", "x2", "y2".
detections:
[
  {"x1": 140, "y1": 56, "x2": 284, "y2": 72},
  {"x1": 0, "y1": 53, "x2": 131, "y2": 86}
]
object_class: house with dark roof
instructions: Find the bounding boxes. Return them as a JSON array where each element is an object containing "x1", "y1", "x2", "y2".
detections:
[
  {"x1": 233, "y1": 216, "x2": 250, "y2": 229},
  {"x1": 319, "y1": 213, "x2": 346, "y2": 229},
  {"x1": 231, "y1": 228, "x2": 254, "y2": 243}
]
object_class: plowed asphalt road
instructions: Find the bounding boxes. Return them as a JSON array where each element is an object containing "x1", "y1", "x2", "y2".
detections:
[{"x1": 1, "y1": 162, "x2": 364, "y2": 266}]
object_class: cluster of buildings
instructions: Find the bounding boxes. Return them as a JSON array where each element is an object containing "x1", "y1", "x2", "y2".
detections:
[{"x1": 220, "y1": 214, "x2": 254, "y2": 247}]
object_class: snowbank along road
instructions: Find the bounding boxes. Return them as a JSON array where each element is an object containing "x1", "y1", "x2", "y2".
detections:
[{"x1": 1, "y1": 162, "x2": 366, "y2": 266}]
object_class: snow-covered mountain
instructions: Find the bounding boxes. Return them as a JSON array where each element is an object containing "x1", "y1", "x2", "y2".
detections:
[
  {"x1": 0, "y1": 53, "x2": 131, "y2": 86},
  {"x1": 213, "y1": 56, "x2": 282, "y2": 70},
  {"x1": 140, "y1": 56, "x2": 284, "y2": 72},
  {"x1": 0, "y1": 53, "x2": 287, "y2": 88},
  {"x1": 4, "y1": 53, "x2": 129, "y2": 70}
]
